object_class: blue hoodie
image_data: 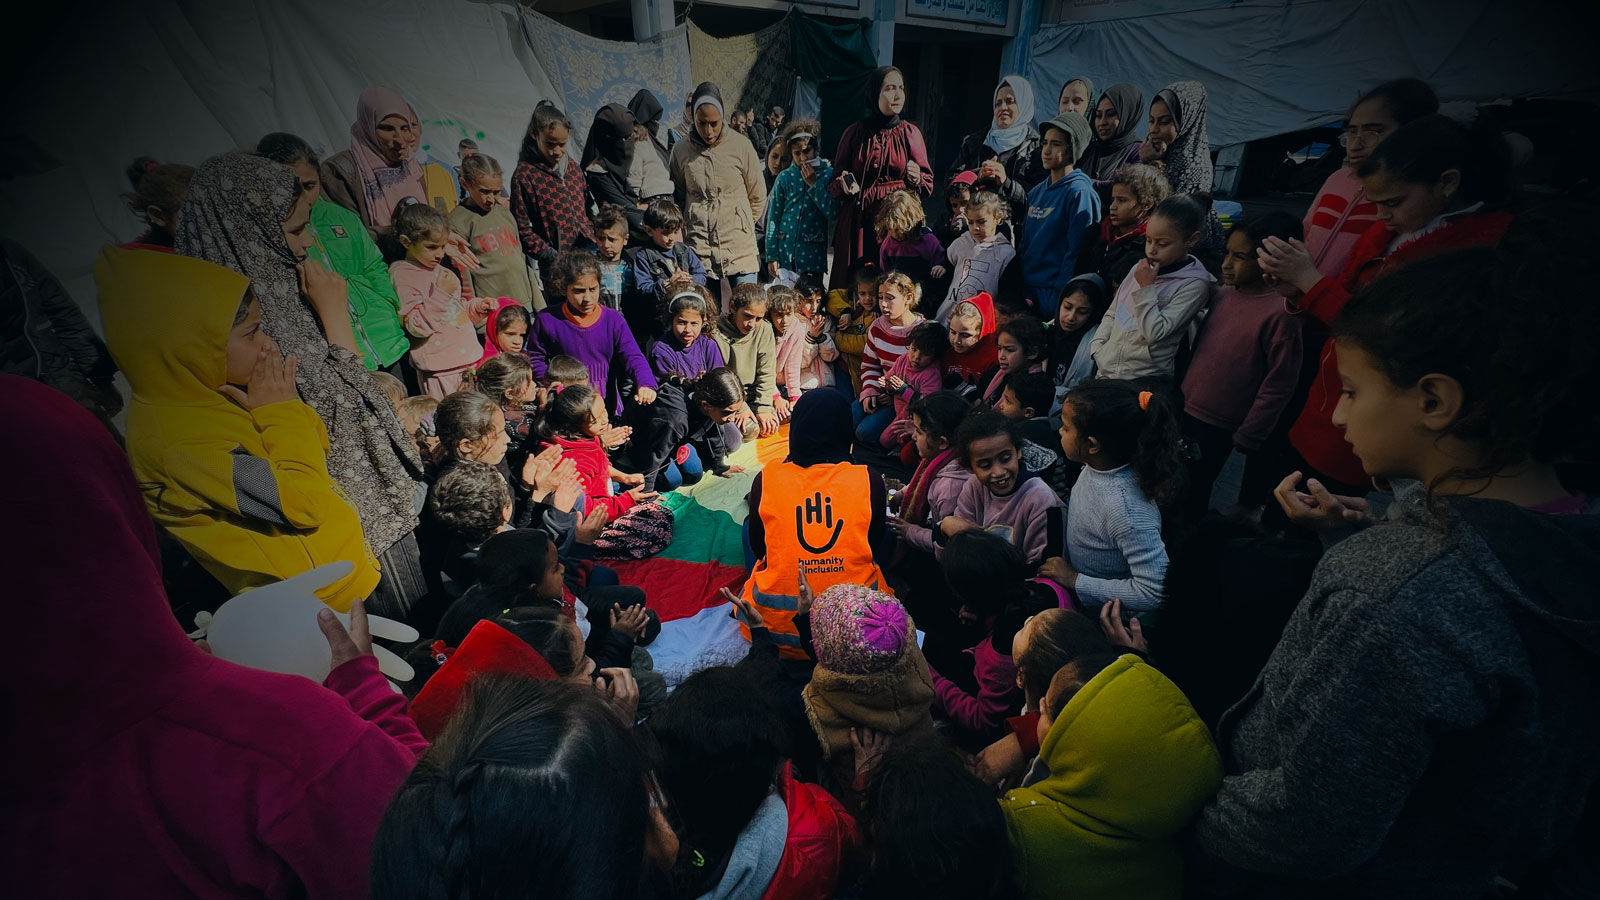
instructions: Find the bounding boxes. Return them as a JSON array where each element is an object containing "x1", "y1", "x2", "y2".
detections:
[{"x1": 1021, "y1": 169, "x2": 1100, "y2": 314}]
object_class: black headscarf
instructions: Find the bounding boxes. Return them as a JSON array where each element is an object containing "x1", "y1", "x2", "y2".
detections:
[
  {"x1": 786, "y1": 390, "x2": 854, "y2": 467},
  {"x1": 629, "y1": 89, "x2": 664, "y2": 139},
  {"x1": 1077, "y1": 82, "x2": 1144, "y2": 181},
  {"x1": 580, "y1": 104, "x2": 636, "y2": 182},
  {"x1": 863, "y1": 66, "x2": 904, "y2": 130}
]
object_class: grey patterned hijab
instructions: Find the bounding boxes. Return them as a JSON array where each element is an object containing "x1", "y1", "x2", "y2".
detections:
[
  {"x1": 1153, "y1": 81, "x2": 1213, "y2": 195},
  {"x1": 175, "y1": 152, "x2": 422, "y2": 554}
]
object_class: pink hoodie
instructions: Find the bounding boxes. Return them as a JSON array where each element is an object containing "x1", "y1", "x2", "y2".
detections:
[{"x1": 3, "y1": 375, "x2": 427, "y2": 899}]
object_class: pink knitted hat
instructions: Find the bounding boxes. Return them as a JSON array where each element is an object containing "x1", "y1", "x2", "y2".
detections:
[{"x1": 810, "y1": 584, "x2": 910, "y2": 674}]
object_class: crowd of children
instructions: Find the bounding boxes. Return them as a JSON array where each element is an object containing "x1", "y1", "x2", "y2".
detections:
[{"x1": 15, "y1": 68, "x2": 1596, "y2": 900}]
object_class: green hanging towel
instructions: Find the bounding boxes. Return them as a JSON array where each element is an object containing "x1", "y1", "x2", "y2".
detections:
[{"x1": 787, "y1": 10, "x2": 880, "y2": 157}]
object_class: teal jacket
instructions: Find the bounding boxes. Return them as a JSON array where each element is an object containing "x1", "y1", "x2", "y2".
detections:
[{"x1": 309, "y1": 199, "x2": 409, "y2": 369}]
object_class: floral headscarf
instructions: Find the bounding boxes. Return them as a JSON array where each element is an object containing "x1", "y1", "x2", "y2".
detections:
[{"x1": 1153, "y1": 81, "x2": 1213, "y2": 195}]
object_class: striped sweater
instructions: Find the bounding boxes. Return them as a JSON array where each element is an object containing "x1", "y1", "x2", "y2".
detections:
[{"x1": 858, "y1": 314, "x2": 925, "y2": 400}]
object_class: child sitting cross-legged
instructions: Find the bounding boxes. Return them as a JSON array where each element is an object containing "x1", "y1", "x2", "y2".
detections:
[
  {"x1": 854, "y1": 271, "x2": 927, "y2": 445},
  {"x1": 878, "y1": 322, "x2": 949, "y2": 464},
  {"x1": 776, "y1": 280, "x2": 840, "y2": 398},
  {"x1": 535, "y1": 383, "x2": 658, "y2": 521},
  {"x1": 713, "y1": 283, "x2": 780, "y2": 440},
  {"x1": 765, "y1": 285, "x2": 803, "y2": 421}
]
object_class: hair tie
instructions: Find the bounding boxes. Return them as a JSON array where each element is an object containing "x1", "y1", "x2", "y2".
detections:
[
  {"x1": 550, "y1": 383, "x2": 565, "y2": 395},
  {"x1": 419, "y1": 413, "x2": 437, "y2": 437},
  {"x1": 429, "y1": 639, "x2": 455, "y2": 666},
  {"x1": 668, "y1": 288, "x2": 703, "y2": 304},
  {"x1": 1138, "y1": 390, "x2": 1153, "y2": 411},
  {"x1": 142, "y1": 159, "x2": 159, "y2": 173}
]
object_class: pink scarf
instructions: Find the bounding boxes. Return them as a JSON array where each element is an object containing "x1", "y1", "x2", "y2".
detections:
[{"x1": 350, "y1": 87, "x2": 426, "y2": 227}]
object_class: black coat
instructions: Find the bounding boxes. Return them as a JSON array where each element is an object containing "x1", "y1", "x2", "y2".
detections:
[{"x1": 950, "y1": 130, "x2": 1046, "y2": 226}]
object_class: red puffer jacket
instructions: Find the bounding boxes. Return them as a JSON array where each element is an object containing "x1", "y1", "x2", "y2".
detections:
[
  {"x1": 761, "y1": 762, "x2": 862, "y2": 900},
  {"x1": 1288, "y1": 211, "x2": 1512, "y2": 486}
]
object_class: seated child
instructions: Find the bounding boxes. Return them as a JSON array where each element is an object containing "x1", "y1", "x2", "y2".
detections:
[
  {"x1": 649, "y1": 665, "x2": 860, "y2": 900},
  {"x1": 802, "y1": 584, "x2": 937, "y2": 799},
  {"x1": 477, "y1": 298, "x2": 532, "y2": 366},
  {"x1": 1040, "y1": 381, "x2": 1178, "y2": 614},
  {"x1": 889, "y1": 390, "x2": 974, "y2": 560},
  {"x1": 397, "y1": 395, "x2": 440, "y2": 461},
  {"x1": 535, "y1": 383, "x2": 658, "y2": 520},
  {"x1": 828, "y1": 263, "x2": 881, "y2": 395},
  {"x1": 942, "y1": 292, "x2": 999, "y2": 394},
  {"x1": 996, "y1": 370, "x2": 1072, "y2": 498},
  {"x1": 937, "y1": 191, "x2": 1016, "y2": 324},
  {"x1": 1002, "y1": 653, "x2": 1221, "y2": 900},
  {"x1": 764, "y1": 117, "x2": 837, "y2": 280},
  {"x1": 879, "y1": 322, "x2": 949, "y2": 460},
  {"x1": 528, "y1": 251, "x2": 658, "y2": 416},
  {"x1": 1074, "y1": 163, "x2": 1170, "y2": 291},
  {"x1": 981, "y1": 316, "x2": 1047, "y2": 407},
  {"x1": 854, "y1": 271, "x2": 927, "y2": 446},
  {"x1": 929, "y1": 531, "x2": 1039, "y2": 745},
  {"x1": 643, "y1": 286, "x2": 732, "y2": 490},
  {"x1": 1088, "y1": 194, "x2": 1216, "y2": 380},
  {"x1": 97, "y1": 248, "x2": 378, "y2": 610},
  {"x1": 589, "y1": 204, "x2": 633, "y2": 314},
  {"x1": 424, "y1": 458, "x2": 513, "y2": 586},
  {"x1": 391, "y1": 202, "x2": 495, "y2": 398},
  {"x1": 713, "y1": 283, "x2": 779, "y2": 440},
  {"x1": 940, "y1": 409, "x2": 1065, "y2": 566},
  {"x1": 860, "y1": 741, "x2": 1015, "y2": 900},
  {"x1": 628, "y1": 198, "x2": 707, "y2": 341},
  {"x1": 448, "y1": 153, "x2": 537, "y2": 309},
  {"x1": 777, "y1": 280, "x2": 840, "y2": 397},
  {"x1": 371, "y1": 370, "x2": 406, "y2": 410},
  {"x1": 1045, "y1": 274, "x2": 1108, "y2": 411},
  {"x1": 471, "y1": 351, "x2": 540, "y2": 450},
  {"x1": 1178, "y1": 211, "x2": 1305, "y2": 522},
  {"x1": 765, "y1": 285, "x2": 802, "y2": 420},
  {"x1": 876, "y1": 189, "x2": 946, "y2": 304}
]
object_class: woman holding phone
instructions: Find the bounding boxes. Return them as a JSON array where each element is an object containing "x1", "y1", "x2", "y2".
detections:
[{"x1": 828, "y1": 67, "x2": 934, "y2": 289}]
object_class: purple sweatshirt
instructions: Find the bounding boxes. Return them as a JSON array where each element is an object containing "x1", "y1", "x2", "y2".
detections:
[
  {"x1": 949, "y1": 473, "x2": 1064, "y2": 565},
  {"x1": 528, "y1": 305, "x2": 657, "y2": 414},
  {"x1": 649, "y1": 335, "x2": 727, "y2": 382}
]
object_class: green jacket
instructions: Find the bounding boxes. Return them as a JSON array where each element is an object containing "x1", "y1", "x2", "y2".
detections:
[
  {"x1": 1002, "y1": 654, "x2": 1222, "y2": 900},
  {"x1": 309, "y1": 199, "x2": 409, "y2": 369}
]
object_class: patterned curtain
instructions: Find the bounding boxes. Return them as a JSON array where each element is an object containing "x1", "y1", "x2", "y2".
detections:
[{"x1": 687, "y1": 18, "x2": 796, "y2": 125}]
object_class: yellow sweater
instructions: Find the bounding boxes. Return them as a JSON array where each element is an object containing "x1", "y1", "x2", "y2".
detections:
[{"x1": 97, "y1": 247, "x2": 379, "y2": 610}]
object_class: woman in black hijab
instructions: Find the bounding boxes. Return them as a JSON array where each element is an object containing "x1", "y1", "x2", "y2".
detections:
[
  {"x1": 582, "y1": 102, "x2": 672, "y2": 238},
  {"x1": 827, "y1": 66, "x2": 934, "y2": 289},
  {"x1": 628, "y1": 89, "x2": 671, "y2": 168}
]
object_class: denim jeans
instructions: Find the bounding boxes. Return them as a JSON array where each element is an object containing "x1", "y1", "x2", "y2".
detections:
[
  {"x1": 658, "y1": 444, "x2": 705, "y2": 492},
  {"x1": 852, "y1": 400, "x2": 895, "y2": 447}
]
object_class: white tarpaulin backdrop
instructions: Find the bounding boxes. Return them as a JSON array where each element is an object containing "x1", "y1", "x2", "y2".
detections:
[
  {"x1": 3, "y1": 0, "x2": 573, "y2": 329},
  {"x1": 1025, "y1": 0, "x2": 1597, "y2": 149}
]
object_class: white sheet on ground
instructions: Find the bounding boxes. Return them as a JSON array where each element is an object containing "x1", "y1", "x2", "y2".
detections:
[{"x1": 649, "y1": 601, "x2": 752, "y2": 690}]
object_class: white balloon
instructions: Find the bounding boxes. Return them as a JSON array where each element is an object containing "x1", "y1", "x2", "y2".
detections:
[{"x1": 205, "y1": 561, "x2": 418, "y2": 684}]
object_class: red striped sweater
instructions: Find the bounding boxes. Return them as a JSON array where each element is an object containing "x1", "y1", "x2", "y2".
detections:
[{"x1": 858, "y1": 314, "x2": 925, "y2": 400}]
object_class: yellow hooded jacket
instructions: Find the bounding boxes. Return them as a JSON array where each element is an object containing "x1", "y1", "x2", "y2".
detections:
[
  {"x1": 1001, "y1": 654, "x2": 1223, "y2": 900},
  {"x1": 96, "y1": 247, "x2": 379, "y2": 610}
]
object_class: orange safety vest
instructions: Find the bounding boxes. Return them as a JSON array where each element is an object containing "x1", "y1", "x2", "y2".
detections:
[{"x1": 741, "y1": 460, "x2": 891, "y2": 659}]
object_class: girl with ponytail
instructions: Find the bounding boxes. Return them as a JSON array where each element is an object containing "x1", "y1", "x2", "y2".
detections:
[{"x1": 1039, "y1": 379, "x2": 1181, "y2": 615}]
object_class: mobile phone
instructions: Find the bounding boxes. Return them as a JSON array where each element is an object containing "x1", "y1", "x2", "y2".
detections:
[{"x1": 839, "y1": 171, "x2": 858, "y2": 192}]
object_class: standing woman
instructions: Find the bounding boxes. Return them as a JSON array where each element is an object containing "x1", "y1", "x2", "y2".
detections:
[
  {"x1": 1140, "y1": 80, "x2": 1226, "y2": 265},
  {"x1": 830, "y1": 66, "x2": 934, "y2": 289},
  {"x1": 321, "y1": 87, "x2": 428, "y2": 242},
  {"x1": 951, "y1": 75, "x2": 1046, "y2": 227},
  {"x1": 1076, "y1": 83, "x2": 1145, "y2": 200},
  {"x1": 175, "y1": 153, "x2": 428, "y2": 617},
  {"x1": 1057, "y1": 76, "x2": 1094, "y2": 118},
  {"x1": 629, "y1": 88, "x2": 672, "y2": 169},
  {"x1": 669, "y1": 82, "x2": 768, "y2": 305},
  {"x1": 582, "y1": 103, "x2": 672, "y2": 241}
]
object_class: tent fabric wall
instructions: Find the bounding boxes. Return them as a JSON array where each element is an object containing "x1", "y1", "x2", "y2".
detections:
[
  {"x1": 1025, "y1": 0, "x2": 1599, "y2": 149},
  {"x1": 4, "y1": 0, "x2": 563, "y2": 329},
  {"x1": 687, "y1": 19, "x2": 797, "y2": 130},
  {"x1": 788, "y1": 11, "x2": 882, "y2": 160},
  {"x1": 520, "y1": 8, "x2": 695, "y2": 148}
]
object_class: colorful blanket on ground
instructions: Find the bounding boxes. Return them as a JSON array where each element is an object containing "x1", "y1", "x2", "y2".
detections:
[{"x1": 620, "y1": 426, "x2": 793, "y2": 687}]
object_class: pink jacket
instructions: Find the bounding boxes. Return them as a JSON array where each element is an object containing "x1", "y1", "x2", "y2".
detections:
[
  {"x1": 880, "y1": 353, "x2": 944, "y2": 450},
  {"x1": 903, "y1": 462, "x2": 975, "y2": 554},
  {"x1": 931, "y1": 634, "x2": 1020, "y2": 742},
  {"x1": 775, "y1": 317, "x2": 839, "y2": 398},
  {"x1": 5, "y1": 374, "x2": 428, "y2": 900},
  {"x1": 1302, "y1": 167, "x2": 1376, "y2": 281},
  {"x1": 391, "y1": 259, "x2": 487, "y2": 372}
]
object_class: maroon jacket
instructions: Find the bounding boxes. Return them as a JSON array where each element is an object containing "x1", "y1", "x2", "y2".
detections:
[
  {"x1": 828, "y1": 119, "x2": 933, "y2": 288},
  {"x1": 510, "y1": 156, "x2": 594, "y2": 266}
]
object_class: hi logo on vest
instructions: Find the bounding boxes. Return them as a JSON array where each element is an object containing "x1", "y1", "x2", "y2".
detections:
[{"x1": 794, "y1": 491, "x2": 844, "y2": 554}]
